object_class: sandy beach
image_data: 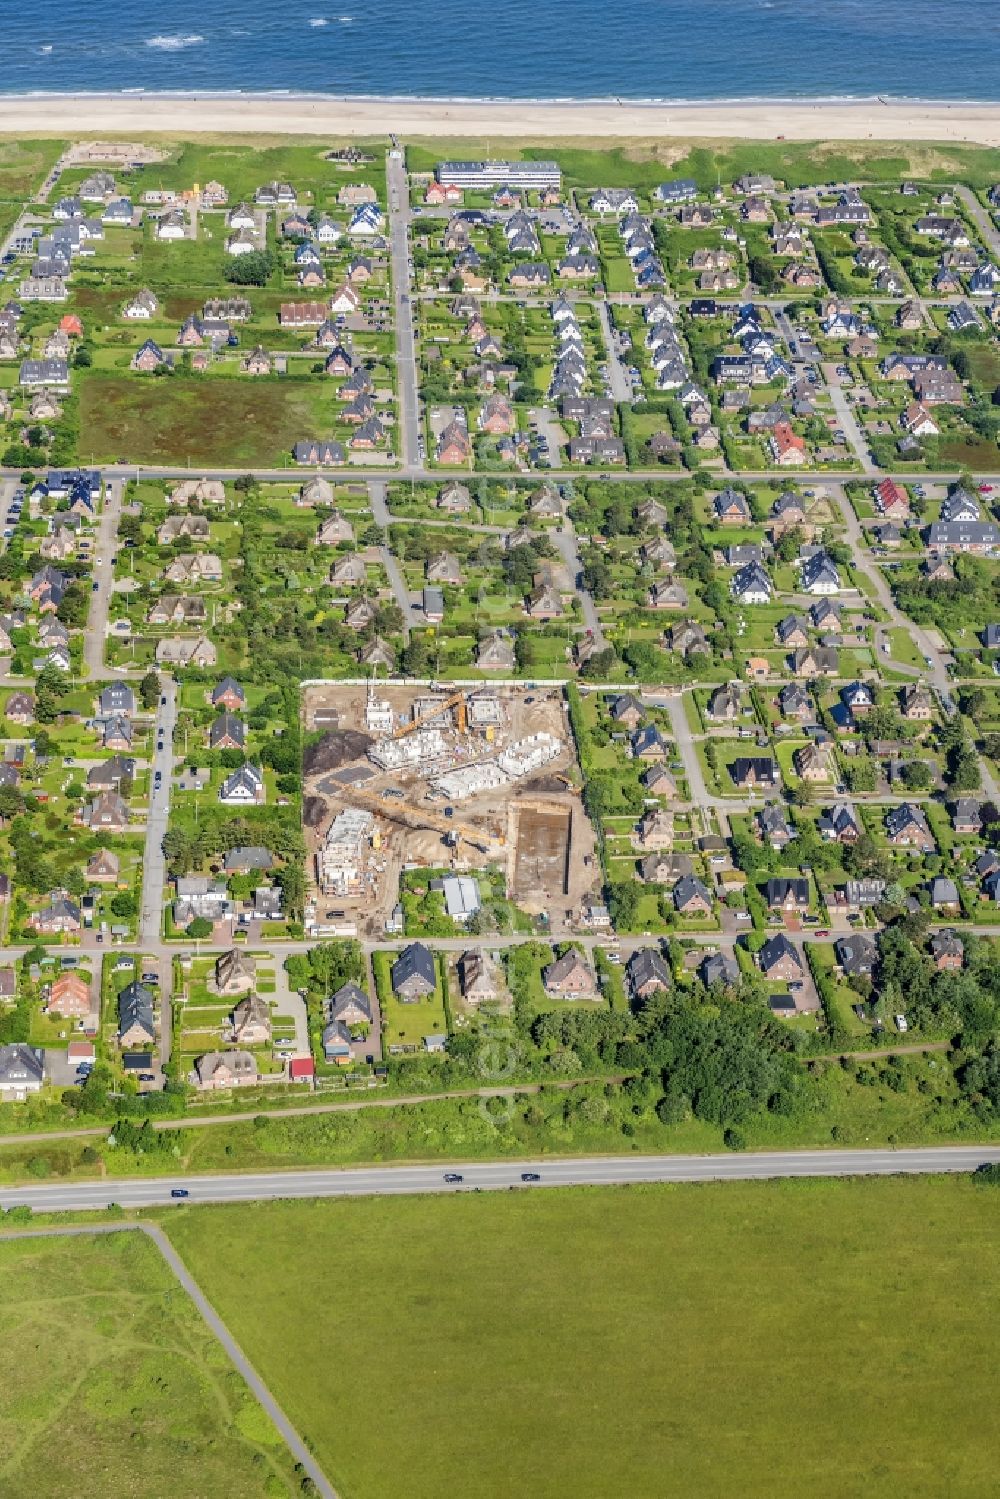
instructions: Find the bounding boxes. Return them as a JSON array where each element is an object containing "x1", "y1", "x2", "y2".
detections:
[{"x1": 1, "y1": 93, "x2": 1000, "y2": 145}]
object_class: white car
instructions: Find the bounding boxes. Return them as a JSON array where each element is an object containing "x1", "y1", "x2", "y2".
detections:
[{"x1": 895, "y1": 1014, "x2": 908, "y2": 1034}]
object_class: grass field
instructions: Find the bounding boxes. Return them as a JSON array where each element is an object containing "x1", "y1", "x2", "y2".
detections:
[
  {"x1": 77, "y1": 371, "x2": 331, "y2": 466},
  {"x1": 405, "y1": 136, "x2": 1000, "y2": 190},
  {"x1": 0, "y1": 1229, "x2": 302, "y2": 1497},
  {"x1": 0, "y1": 139, "x2": 64, "y2": 241},
  {"x1": 162, "y1": 1176, "x2": 1000, "y2": 1499}
]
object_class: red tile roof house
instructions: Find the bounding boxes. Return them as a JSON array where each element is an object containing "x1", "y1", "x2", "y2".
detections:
[
  {"x1": 479, "y1": 395, "x2": 515, "y2": 435},
  {"x1": 769, "y1": 422, "x2": 808, "y2": 466},
  {"x1": 289, "y1": 1056, "x2": 315, "y2": 1084},
  {"x1": 48, "y1": 973, "x2": 91, "y2": 1019},
  {"x1": 874, "y1": 478, "x2": 909, "y2": 518},
  {"x1": 437, "y1": 423, "x2": 471, "y2": 465},
  {"x1": 425, "y1": 181, "x2": 463, "y2": 206},
  {"x1": 543, "y1": 949, "x2": 597, "y2": 998}
]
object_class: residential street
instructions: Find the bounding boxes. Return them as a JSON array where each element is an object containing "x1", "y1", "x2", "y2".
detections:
[
  {"x1": 140, "y1": 679, "x2": 177, "y2": 952},
  {"x1": 955, "y1": 184, "x2": 1000, "y2": 260},
  {"x1": 82, "y1": 476, "x2": 122, "y2": 678},
  {"x1": 369, "y1": 478, "x2": 416, "y2": 637},
  {"x1": 825, "y1": 376, "x2": 876, "y2": 476},
  {"x1": 596, "y1": 299, "x2": 633, "y2": 402},
  {"x1": 386, "y1": 148, "x2": 421, "y2": 467},
  {"x1": 552, "y1": 521, "x2": 606, "y2": 649},
  {"x1": 831, "y1": 482, "x2": 952, "y2": 696}
]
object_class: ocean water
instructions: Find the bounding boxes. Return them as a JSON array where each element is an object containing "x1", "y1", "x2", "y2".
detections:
[{"x1": 3, "y1": 0, "x2": 998, "y2": 101}]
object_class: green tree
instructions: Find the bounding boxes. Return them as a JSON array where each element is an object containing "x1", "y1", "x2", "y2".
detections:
[
  {"x1": 139, "y1": 670, "x2": 161, "y2": 710},
  {"x1": 224, "y1": 250, "x2": 274, "y2": 286}
]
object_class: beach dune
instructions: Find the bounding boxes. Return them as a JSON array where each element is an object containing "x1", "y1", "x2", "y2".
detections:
[{"x1": 3, "y1": 93, "x2": 1000, "y2": 146}]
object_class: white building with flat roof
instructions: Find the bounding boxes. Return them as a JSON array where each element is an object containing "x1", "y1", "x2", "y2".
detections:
[{"x1": 436, "y1": 160, "x2": 562, "y2": 189}]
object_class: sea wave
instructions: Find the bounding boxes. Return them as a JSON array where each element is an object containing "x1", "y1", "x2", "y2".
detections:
[
  {"x1": 145, "y1": 33, "x2": 205, "y2": 50},
  {"x1": 309, "y1": 17, "x2": 329, "y2": 25}
]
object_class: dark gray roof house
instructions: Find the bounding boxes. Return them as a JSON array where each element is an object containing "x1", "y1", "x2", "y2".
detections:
[
  {"x1": 700, "y1": 951, "x2": 740, "y2": 988},
  {"x1": 118, "y1": 981, "x2": 155, "y2": 1045},
  {"x1": 390, "y1": 942, "x2": 437, "y2": 1000},
  {"x1": 223, "y1": 846, "x2": 274, "y2": 873},
  {"x1": 835, "y1": 934, "x2": 877, "y2": 976},
  {"x1": 626, "y1": 947, "x2": 671, "y2": 998},
  {"x1": 0, "y1": 1043, "x2": 44, "y2": 1094},
  {"x1": 759, "y1": 933, "x2": 803, "y2": 979},
  {"x1": 327, "y1": 981, "x2": 373, "y2": 1026}
]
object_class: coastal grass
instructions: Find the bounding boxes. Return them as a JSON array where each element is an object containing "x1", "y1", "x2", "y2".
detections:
[
  {"x1": 0, "y1": 1049, "x2": 992, "y2": 1187},
  {"x1": 406, "y1": 134, "x2": 1000, "y2": 188},
  {"x1": 76, "y1": 370, "x2": 332, "y2": 466},
  {"x1": 160, "y1": 1175, "x2": 1000, "y2": 1499},
  {"x1": 0, "y1": 1229, "x2": 302, "y2": 1497},
  {"x1": 0, "y1": 137, "x2": 65, "y2": 241},
  {"x1": 122, "y1": 138, "x2": 388, "y2": 205}
]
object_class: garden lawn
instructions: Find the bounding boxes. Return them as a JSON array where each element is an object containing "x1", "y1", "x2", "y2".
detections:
[{"x1": 163, "y1": 1174, "x2": 1000, "y2": 1499}]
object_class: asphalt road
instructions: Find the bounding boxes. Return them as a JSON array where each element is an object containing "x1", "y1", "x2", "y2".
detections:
[
  {"x1": 369, "y1": 478, "x2": 417, "y2": 635},
  {"x1": 5, "y1": 1146, "x2": 1000, "y2": 1213},
  {"x1": 386, "y1": 149, "x2": 421, "y2": 467},
  {"x1": 140, "y1": 678, "x2": 177, "y2": 952},
  {"x1": 82, "y1": 476, "x2": 122, "y2": 677}
]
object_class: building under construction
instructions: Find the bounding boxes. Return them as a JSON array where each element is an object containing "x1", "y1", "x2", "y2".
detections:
[{"x1": 302, "y1": 682, "x2": 595, "y2": 935}]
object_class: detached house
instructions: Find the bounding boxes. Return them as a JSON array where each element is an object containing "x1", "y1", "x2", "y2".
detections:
[
  {"x1": 885, "y1": 802, "x2": 934, "y2": 850},
  {"x1": 759, "y1": 934, "x2": 803, "y2": 981},
  {"x1": 391, "y1": 942, "x2": 437, "y2": 1000},
  {"x1": 542, "y1": 949, "x2": 596, "y2": 998}
]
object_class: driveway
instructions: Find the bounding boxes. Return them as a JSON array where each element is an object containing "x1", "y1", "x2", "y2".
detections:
[
  {"x1": 823, "y1": 369, "x2": 876, "y2": 475},
  {"x1": 369, "y1": 480, "x2": 415, "y2": 637},
  {"x1": 270, "y1": 959, "x2": 310, "y2": 1060}
]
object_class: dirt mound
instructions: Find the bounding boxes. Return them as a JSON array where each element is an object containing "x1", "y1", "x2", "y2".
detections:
[
  {"x1": 523, "y1": 774, "x2": 571, "y2": 795},
  {"x1": 303, "y1": 795, "x2": 328, "y2": 829},
  {"x1": 303, "y1": 729, "x2": 372, "y2": 776}
]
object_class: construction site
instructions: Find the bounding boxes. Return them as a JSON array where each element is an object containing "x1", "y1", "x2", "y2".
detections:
[{"x1": 302, "y1": 682, "x2": 599, "y2": 936}]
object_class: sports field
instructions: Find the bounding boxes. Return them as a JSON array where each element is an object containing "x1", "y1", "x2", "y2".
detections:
[{"x1": 162, "y1": 1175, "x2": 1000, "y2": 1499}]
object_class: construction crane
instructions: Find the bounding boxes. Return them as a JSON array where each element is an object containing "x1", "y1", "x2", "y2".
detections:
[
  {"x1": 391, "y1": 687, "x2": 469, "y2": 739},
  {"x1": 336, "y1": 785, "x2": 505, "y2": 856}
]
